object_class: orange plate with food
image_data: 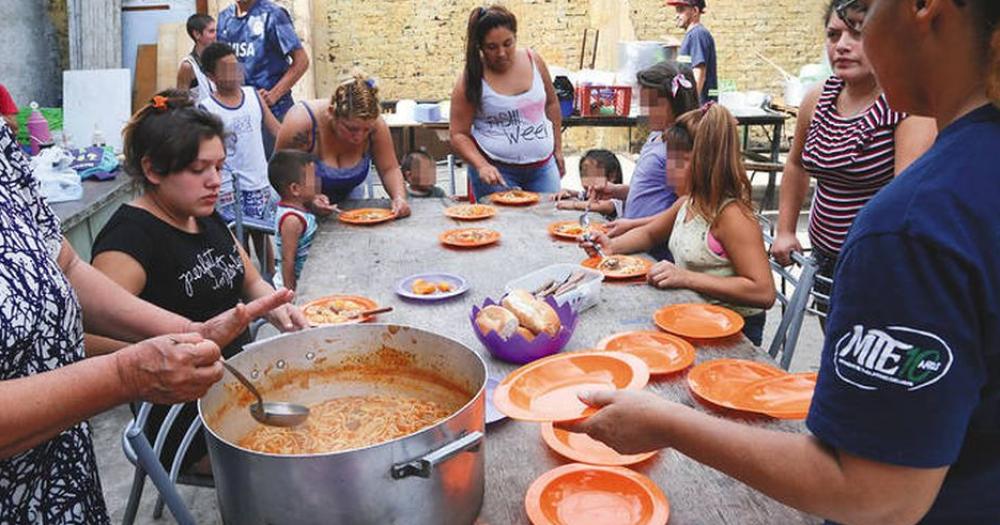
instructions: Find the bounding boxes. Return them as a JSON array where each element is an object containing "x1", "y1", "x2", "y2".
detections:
[
  {"x1": 596, "y1": 331, "x2": 697, "y2": 375},
  {"x1": 525, "y1": 463, "x2": 670, "y2": 525},
  {"x1": 548, "y1": 220, "x2": 609, "y2": 241},
  {"x1": 492, "y1": 351, "x2": 649, "y2": 422},
  {"x1": 653, "y1": 303, "x2": 745, "y2": 339},
  {"x1": 540, "y1": 423, "x2": 658, "y2": 466},
  {"x1": 301, "y1": 295, "x2": 379, "y2": 326},
  {"x1": 443, "y1": 204, "x2": 497, "y2": 221},
  {"x1": 686, "y1": 358, "x2": 786, "y2": 411},
  {"x1": 338, "y1": 208, "x2": 396, "y2": 225},
  {"x1": 439, "y1": 228, "x2": 502, "y2": 248},
  {"x1": 581, "y1": 255, "x2": 653, "y2": 279},
  {"x1": 490, "y1": 190, "x2": 540, "y2": 206},
  {"x1": 733, "y1": 372, "x2": 818, "y2": 420}
]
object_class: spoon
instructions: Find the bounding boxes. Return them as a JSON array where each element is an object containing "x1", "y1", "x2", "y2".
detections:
[
  {"x1": 579, "y1": 203, "x2": 615, "y2": 267},
  {"x1": 219, "y1": 361, "x2": 310, "y2": 427}
]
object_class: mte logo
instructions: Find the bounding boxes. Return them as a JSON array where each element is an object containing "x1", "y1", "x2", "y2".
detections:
[{"x1": 833, "y1": 325, "x2": 952, "y2": 391}]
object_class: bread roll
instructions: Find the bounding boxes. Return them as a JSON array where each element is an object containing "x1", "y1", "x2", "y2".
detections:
[
  {"x1": 476, "y1": 305, "x2": 519, "y2": 339},
  {"x1": 501, "y1": 289, "x2": 561, "y2": 337},
  {"x1": 515, "y1": 326, "x2": 536, "y2": 342}
]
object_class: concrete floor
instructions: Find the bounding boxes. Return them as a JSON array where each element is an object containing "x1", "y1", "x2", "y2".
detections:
[{"x1": 91, "y1": 156, "x2": 825, "y2": 524}]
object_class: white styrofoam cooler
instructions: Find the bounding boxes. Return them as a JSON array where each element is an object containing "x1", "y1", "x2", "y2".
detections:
[{"x1": 504, "y1": 263, "x2": 604, "y2": 313}]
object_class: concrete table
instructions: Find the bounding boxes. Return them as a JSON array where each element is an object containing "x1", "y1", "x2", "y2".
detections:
[
  {"x1": 297, "y1": 197, "x2": 820, "y2": 525},
  {"x1": 50, "y1": 176, "x2": 139, "y2": 261}
]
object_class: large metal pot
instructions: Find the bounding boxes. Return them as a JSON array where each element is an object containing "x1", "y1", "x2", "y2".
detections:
[{"x1": 198, "y1": 324, "x2": 487, "y2": 525}]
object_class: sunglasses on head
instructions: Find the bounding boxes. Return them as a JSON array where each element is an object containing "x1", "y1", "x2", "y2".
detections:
[{"x1": 835, "y1": 0, "x2": 867, "y2": 33}]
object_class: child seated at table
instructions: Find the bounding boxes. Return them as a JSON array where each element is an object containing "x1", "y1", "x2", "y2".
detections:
[
  {"x1": 554, "y1": 149, "x2": 624, "y2": 219},
  {"x1": 270, "y1": 150, "x2": 321, "y2": 291},
  {"x1": 580, "y1": 104, "x2": 775, "y2": 345},
  {"x1": 401, "y1": 150, "x2": 447, "y2": 198}
]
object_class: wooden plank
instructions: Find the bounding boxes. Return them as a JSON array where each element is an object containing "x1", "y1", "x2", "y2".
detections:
[
  {"x1": 297, "y1": 197, "x2": 822, "y2": 525},
  {"x1": 134, "y1": 44, "x2": 159, "y2": 113},
  {"x1": 156, "y1": 22, "x2": 188, "y2": 92}
]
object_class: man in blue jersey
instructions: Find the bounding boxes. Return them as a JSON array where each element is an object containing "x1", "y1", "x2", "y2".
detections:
[
  {"x1": 667, "y1": 0, "x2": 717, "y2": 103},
  {"x1": 217, "y1": 0, "x2": 309, "y2": 121}
]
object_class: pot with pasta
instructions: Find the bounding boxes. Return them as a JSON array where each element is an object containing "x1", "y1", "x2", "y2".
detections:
[{"x1": 198, "y1": 323, "x2": 487, "y2": 525}]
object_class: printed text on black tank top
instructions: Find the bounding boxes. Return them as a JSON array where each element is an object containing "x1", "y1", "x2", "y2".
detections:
[{"x1": 178, "y1": 247, "x2": 243, "y2": 297}]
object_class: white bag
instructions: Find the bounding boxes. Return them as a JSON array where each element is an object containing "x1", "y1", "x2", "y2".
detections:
[{"x1": 30, "y1": 146, "x2": 83, "y2": 203}]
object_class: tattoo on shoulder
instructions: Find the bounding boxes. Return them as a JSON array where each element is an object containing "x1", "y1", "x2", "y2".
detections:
[{"x1": 290, "y1": 130, "x2": 311, "y2": 149}]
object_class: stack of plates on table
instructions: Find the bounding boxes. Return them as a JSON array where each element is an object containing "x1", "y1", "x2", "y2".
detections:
[{"x1": 686, "y1": 358, "x2": 818, "y2": 420}]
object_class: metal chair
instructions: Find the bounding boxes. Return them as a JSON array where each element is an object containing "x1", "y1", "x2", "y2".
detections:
[
  {"x1": 761, "y1": 228, "x2": 819, "y2": 370},
  {"x1": 121, "y1": 403, "x2": 204, "y2": 525},
  {"x1": 121, "y1": 320, "x2": 267, "y2": 524},
  {"x1": 225, "y1": 171, "x2": 276, "y2": 282}
]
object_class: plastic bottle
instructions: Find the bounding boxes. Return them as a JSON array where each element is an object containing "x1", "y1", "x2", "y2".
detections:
[
  {"x1": 91, "y1": 124, "x2": 106, "y2": 147},
  {"x1": 26, "y1": 102, "x2": 53, "y2": 155}
]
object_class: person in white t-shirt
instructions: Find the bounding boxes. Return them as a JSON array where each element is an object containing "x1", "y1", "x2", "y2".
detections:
[{"x1": 198, "y1": 42, "x2": 281, "y2": 275}]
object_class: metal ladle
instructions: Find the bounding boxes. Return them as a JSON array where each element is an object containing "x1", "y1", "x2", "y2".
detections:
[{"x1": 220, "y1": 361, "x2": 310, "y2": 427}]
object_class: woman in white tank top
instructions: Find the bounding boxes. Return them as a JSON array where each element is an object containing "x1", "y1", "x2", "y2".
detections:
[
  {"x1": 177, "y1": 14, "x2": 217, "y2": 102},
  {"x1": 449, "y1": 5, "x2": 564, "y2": 201}
]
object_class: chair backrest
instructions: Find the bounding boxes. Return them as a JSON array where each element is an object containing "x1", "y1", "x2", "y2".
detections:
[{"x1": 761, "y1": 228, "x2": 818, "y2": 370}]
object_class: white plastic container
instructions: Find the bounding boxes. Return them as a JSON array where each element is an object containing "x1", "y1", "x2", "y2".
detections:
[{"x1": 505, "y1": 263, "x2": 604, "y2": 313}]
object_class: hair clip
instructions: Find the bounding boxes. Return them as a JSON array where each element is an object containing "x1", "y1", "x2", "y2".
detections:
[
  {"x1": 365, "y1": 78, "x2": 376, "y2": 89},
  {"x1": 671, "y1": 74, "x2": 693, "y2": 97},
  {"x1": 151, "y1": 95, "x2": 169, "y2": 112},
  {"x1": 700, "y1": 101, "x2": 717, "y2": 114}
]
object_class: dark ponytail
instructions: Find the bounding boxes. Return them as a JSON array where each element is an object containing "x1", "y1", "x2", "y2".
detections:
[
  {"x1": 636, "y1": 60, "x2": 700, "y2": 118},
  {"x1": 463, "y1": 5, "x2": 517, "y2": 108}
]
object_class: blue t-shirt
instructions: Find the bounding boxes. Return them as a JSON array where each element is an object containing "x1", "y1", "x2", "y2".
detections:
[
  {"x1": 217, "y1": 0, "x2": 302, "y2": 119},
  {"x1": 806, "y1": 104, "x2": 1000, "y2": 524},
  {"x1": 679, "y1": 24, "x2": 717, "y2": 103},
  {"x1": 623, "y1": 132, "x2": 677, "y2": 261}
]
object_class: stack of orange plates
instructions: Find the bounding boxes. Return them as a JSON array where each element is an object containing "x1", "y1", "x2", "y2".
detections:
[
  {"x1": 653, "y1": 303, "x2": 744, "y2": 339},
  {"x1": 491, "y1": 351, "x2": 650, "y2": 422},
  {"x1": 540, "y1": 423, "x2": 657, "y2": 466},
  {"x1": 338, "y1": 208, "x2": 395, "y2": 225},
  {"x1": 597, "y1": 331, "x2": 696, "y2": 375},
  {"x1": 686, "y1": 359, "x2": 817, "y2": 419},
  {"x1": 525, "y1": 463, "x2": 670, "y2": 525}
]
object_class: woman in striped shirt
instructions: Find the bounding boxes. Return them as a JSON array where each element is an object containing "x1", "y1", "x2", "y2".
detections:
[{"x1": 770, "y1": 0, "x2": 936, "y2": 317}]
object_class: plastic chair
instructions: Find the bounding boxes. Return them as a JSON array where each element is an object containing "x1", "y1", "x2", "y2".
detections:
[{"x1": 121, "y1": 403, "x2": 205, "y2": 525}]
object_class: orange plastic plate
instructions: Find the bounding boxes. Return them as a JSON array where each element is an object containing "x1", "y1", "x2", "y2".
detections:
[
  {"x1": 301, "y1": 295, "x2": 378, "y2": 326},
  {"x1": 653, "y1": 303, "x2": 745, "y2": 339},
  {"x1": 548, "y1": 220, "x2": 609, "y2": 241},
  {"x1": 581, "y1": 255, "x2": 653, "y2": 280},
  {"x1": 439, "y1": 228, "x2": 502, "y2": 248},
  {"x1": 338, "y1": 208, "x2": 396, "y2": 225},
  {"x1": 490, "y1": 190, "x2": 540, "y2": 206},
  {"x1": 525, "y1": 463, "x2": 670, "y2": 525},
  {"x1": 492, "y1": 351, "x2": 650, "y2": 422},
  {"x1": 686, "y1": 359, "x2": 786, "y2": 411},
  {"x1": 443, "y1": 204, "x2": 497, "y2": 221},
  {"x1": 540, "y1": 423, "x2": 658, "y2": 467},
  {"x1": 734, "y1": 372, "x2": 818, "y2": 420},
  {"x1": 596, "y1": 331, "x2": 697, "y2": 375}
]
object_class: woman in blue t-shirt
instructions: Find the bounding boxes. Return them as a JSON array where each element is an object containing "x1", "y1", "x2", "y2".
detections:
[{"x1": 562, "y1": 1, "x2": 1000, "y2": 523}]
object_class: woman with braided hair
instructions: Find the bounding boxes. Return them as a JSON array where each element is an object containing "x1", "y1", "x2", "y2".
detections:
[{"x1": 275, "y1": 74, "x2": 411, "y2": 217}]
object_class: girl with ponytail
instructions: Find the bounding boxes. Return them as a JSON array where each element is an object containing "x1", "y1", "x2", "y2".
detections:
[
  {"x1": 581, "y1": 103, "x2": 775, "y2": 344},
  {"x1": 449, "y1": 5, "x2": 564, "y2": 201}
]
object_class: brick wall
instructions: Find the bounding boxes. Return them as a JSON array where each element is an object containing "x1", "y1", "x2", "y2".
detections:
[{"x1": 313, "y1": 0, "x2": 826, "y2": 101}]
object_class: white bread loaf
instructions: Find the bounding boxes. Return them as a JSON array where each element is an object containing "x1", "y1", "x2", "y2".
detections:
[
  {"x1": 501, "y1": 290, "x2": 561, "y2": 337},
  {"x1": 475, "y1": 305, "x2": 519, "y2": 339}
]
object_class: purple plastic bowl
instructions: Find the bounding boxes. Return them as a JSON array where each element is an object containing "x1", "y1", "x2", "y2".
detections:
[{"x1": 469, "y1": 295, "x2": 578, "y2": 365}]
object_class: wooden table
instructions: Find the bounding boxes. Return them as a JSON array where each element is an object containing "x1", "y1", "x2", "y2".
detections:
[{"x1": 296, "y1": 197, "x2": 819, "y2": 525}]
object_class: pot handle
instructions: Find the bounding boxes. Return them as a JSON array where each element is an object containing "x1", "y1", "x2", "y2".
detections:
[{"x1": 391, "y1": 431, "x2": 484, "y2": 480}]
